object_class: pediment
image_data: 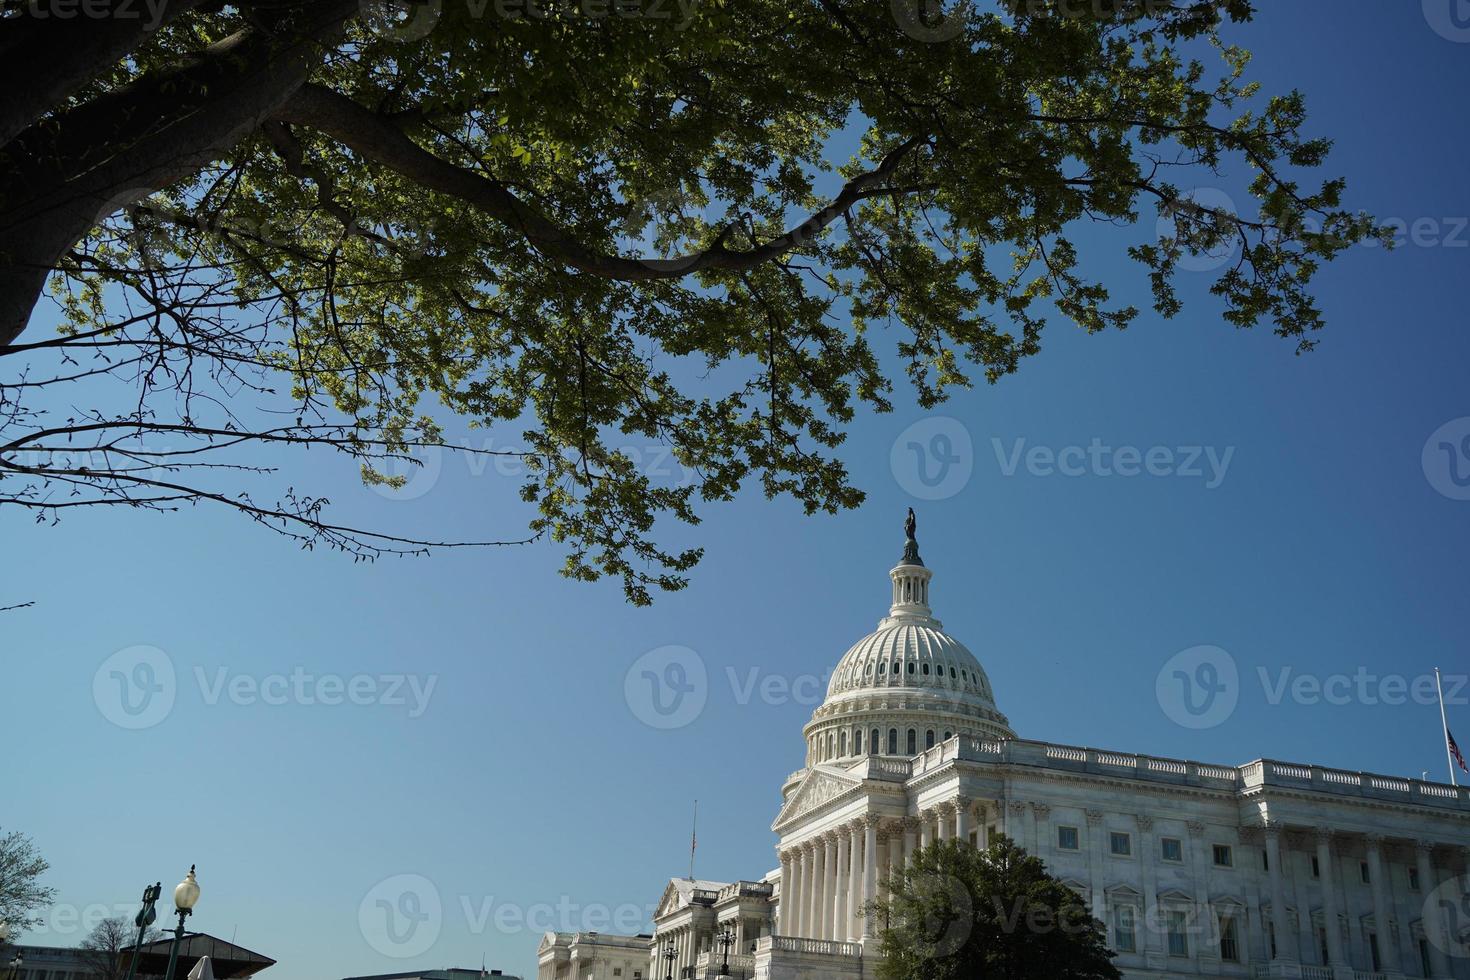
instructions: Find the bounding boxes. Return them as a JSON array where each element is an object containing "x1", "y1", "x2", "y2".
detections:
[
  {"x1": 772, "y1": 766, "x2": 864, "y2": 831},
  {"x1": 1158, "y1": 888, "x2": 1194, "y2": 904},
  {"x1": 1105, "y1": 883, "x2": 1142, "y2": 900},
  {"x1": 655, "y1": 881, "x2": 683, "y2": 919}
]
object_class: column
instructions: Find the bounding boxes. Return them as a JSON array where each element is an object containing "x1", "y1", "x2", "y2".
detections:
[
  {"x1": 936, "y1": 803, "x2": 953, "y2": 842},
  {"x1": 1315, "y1": 828, "x2": 1347, "y2": 970},
  {"x1": 1416, "y1": 841, "x2": 1452, "y2": 978},
  {"x1": 920, "y1": 810, "x2": 935, "y2": 849},
  {"x1": 1187, "y1": 821, "x2": 1215, "y2": 971},
  {"x1": 806, "y1": 841, "x2": 822, "y2": 941},
  {"x1": 778, "y1": 851, "x2": 793, "y2": 937},
  {"x1": 955, "y1": 796, "x2": 972, "y2": 843},
  {"x1": 848, "y1": 822, "x2": 864, "y2": 941},
  {"x1": 1363, "y1": 835, "x2": 1400, "y2": 974},
  {"x1": 790, "y1": 847, "x2": 806, "y2": 938},
  {"x1": 1013, "y1": 801, "x2": 1033, "y2": 852},
  {"x1": 822, "y1": 833, "x2": 839, "y2": 940},
  {"x1": 1137, "y1": 814, "x2": 1165, "y2": 966},
  {"x1": 1031, "y1": 803, "x2": 1051, "y2": 857},
  {"x1": 1086, "y1": 809, "x2": 1106, "y2": 926},
  {"x1": 834, "y1": 829, "x2": 850, "y2": 943},
  {"x1": 904, "y1": 817, "x2": 920, "y2": 868},
  {"x1": 862, "y1": 815, "x2": 879, "y2": 942},
  {"x1": 1263, "y1": 825, "x2": 1296, "y2": 963}
]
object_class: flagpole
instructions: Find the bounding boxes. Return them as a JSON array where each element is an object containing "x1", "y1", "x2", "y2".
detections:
[
  {"x1": 689, "y1": 800, "x2": 699, "y2": 881},
  {"x1": 1437, "y1": 667, "x2": 1457, "y2": 787}
]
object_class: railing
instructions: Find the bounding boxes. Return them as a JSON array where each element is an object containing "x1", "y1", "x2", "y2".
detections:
[
  {"x1": 765, "y1": 936, "x2": 862, "y2": 958},
  {"x1": 1353, "y1": 971, "x2": 1389, "y2": 980},
  {"x1": 1301, "y1": 966, "x2": 1334, "y2": 980},
  {"x1": 861, "y1": 736, "x2": 1470, "y2": 811}
]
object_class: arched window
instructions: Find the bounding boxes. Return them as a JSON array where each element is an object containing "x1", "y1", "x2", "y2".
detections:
[
  {"x1": 853, "y1": 729, "x2": 863, "y2": 755},
  {"x1": 944, "y1": 730, "x2": 952, "y2": 742},
  {"x1": 893, "y1": 661, "x2": 901, "y2": 677},
  {"x1": 922, "y1": 663, "x2": 931, "y2": 676},
  {"x1": 926, "y1": 729, "x2": 936, "y2": 749},
  {"x1": 950, "y1": 667, "x2": 957, "y2": 679},
  {"x1": 907, "y1": 662, "x2": 916, "y2": 675},
  {"x1": 839, "y1": 731, "x2": 848, "y2": 756},
  {"x1": 888, "y1": 729, "x2": 899, "y2": 755},
  {"x1": 907, "y1": 729, "x2": 918, "y2": 755},
  {"x1": 878, "y1": 661, "x2": 886, "y2": 675}
]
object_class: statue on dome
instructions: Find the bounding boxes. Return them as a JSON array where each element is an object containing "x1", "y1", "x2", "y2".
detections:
[
  {"x1": 901, "y1": 508, "x2": 923, "y2": 565},
  {"x1": 905, "y1": 507, "x2": 917, "y2": 542}
]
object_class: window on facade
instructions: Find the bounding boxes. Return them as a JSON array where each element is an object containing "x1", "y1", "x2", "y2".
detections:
[
  {"x1": 1114, "y1": 905, "x2": 1137, "y2": 953},
  {"x1": 1219, "y1": 916, "x2": 1240, "y2": 962},
  {"x1": 854, "y1": 729, "x2": 863, "y2": 755},
  {"x1": 1360, "y1": 861, "x2": 1371, "y2": 884},
  {"x1": 872, "y1": 729, "x2": 881, "y2": 755},
  {"x1": 1160, "y1": 837, "x2": 1183, "y2": 863},
  {"x1": 1110, "y1": 832, "x2": 1132, "y2": 857},
  {"x1": 1058, "y1": 826, "x2": 1080, "y2": 851},
  {"x1": 878, "y1": 661, "x2": 885, "y2": 675},
  {"x1": 1311, "y1": 855, "x2": 1320, "y2": 878},
  {"x1": 906, "y1": 729, "x2": 918, "y2": 755},
  {"x1": 1212, "y1": 844, "x2": 1233, "y2": 868},
  {"x1": 1409, "y1": 866, "x2": 1421, "y2": 890},
  {"x1": 614, "y1": 970, "x2": 623, "y2": 977},
  {"x1": 925, "y1": 730, "x2": 936, "y2": 749},
  {"x1": 1262, "y1": 849, "x2": 1270, "y2": 872},
  {"x1": 1267, "y1": 920, "x2": 1277, "y2": 958},
  {"x1": 907, "y1": 662, "x2": 916, "y2": 675},
  {"x1": 943, "y1": 730, "x2": 952, "y2": 741},
  {"x1": 839, "y1": 731, "x2": 847, "y2": 755},
  {"x1": 950, "y1": 667, "x2": 957, "y2": 678},
  {"x1": 888, "y1": 729, "x2": 899, "y2": 755},
  {"x1": 922, "y1": 663, "x2": 930, "y2": 675},
  {"x1": 1420, "y1": 939, "x2": 1433, "y2": 976},
  {"x1": 1369, "y1": 933, "x2": 1381, "y2": 972},
  {"x1": 1166, "y1": 910, "x2": 1189, "y2": 956}
]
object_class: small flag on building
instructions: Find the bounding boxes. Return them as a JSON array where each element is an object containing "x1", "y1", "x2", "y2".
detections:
[{"x1": 1449, "y1": 727, "x2": 1469, "y2": 774}]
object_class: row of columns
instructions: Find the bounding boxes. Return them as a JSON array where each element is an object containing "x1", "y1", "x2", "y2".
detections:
[
  {"x1": 779, "y1": 798, "x2": 980, "y2": 943},
  {"x1": 1263, "y1": 824, "x2": 1461, "y2": 978}
]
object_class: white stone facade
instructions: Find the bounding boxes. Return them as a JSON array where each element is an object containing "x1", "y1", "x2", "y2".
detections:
[
  {"x1": 538, "y1": 931, "x2": 650, "y2": 980},
  {"x1": 567, "y1": 526, "x2": 1470, "y2": 980}
]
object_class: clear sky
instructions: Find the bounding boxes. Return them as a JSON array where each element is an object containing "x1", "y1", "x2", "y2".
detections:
[{"x1": 3, "y1": 3, "x2": 1469, "y2": 979}]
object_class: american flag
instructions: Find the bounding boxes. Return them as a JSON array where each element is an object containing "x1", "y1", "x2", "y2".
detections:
[{"x1": 1449, "y1": 727, "x2": 1469, "y2": 774}]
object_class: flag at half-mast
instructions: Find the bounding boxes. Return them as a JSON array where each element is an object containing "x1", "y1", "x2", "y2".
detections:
[{"x1": 1449, "y1": 726, "x2": 1469, "y2": 774}]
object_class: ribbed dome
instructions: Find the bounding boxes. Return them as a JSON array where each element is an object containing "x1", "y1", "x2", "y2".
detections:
[
  {"x1": 826, "y1": 622, "x2": 998, "y2": 709},
  {"x1": 795, "y1": 513, "x2": 1014, "y2": 772}
]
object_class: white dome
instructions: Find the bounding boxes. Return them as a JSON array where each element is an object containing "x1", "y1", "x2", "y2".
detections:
[{"x1": 796, "y1": 514, "x2": 1014, "y2": 771}]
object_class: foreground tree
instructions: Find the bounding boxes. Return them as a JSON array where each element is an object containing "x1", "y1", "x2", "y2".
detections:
[
  {"x1": 0, "y1": 828, "x2": 56, "y2": 935},
  {"x1": 873, "y1": 838, "x2": 1121, "y2": 980},
  {"x1": 0, "y1": 1, "x2": 1381, "y2": 600}
]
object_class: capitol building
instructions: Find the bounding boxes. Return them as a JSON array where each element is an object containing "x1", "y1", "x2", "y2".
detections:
[{"x1": 539, "y1": 520, "x2": 1470, "y2": 980}]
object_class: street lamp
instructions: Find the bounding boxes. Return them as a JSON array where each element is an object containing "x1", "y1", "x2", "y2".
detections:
[
  {"x1": 6, "y1": 952, "x2": 19, "y2": 980},
  {"x1": 161, "y1": 866, "x2": 200, "y2": 980},
  {"x1": 716, "y1": 929, "x2": 733, "y2": 977},
  {"x1": 662, "y1": 939, "x2": 676, "y2": 980},
  {"x1": 122, "y1": 881, "x2": 163, "y2": 980}
]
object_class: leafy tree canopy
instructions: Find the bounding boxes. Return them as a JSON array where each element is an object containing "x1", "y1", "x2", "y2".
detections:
[
  {"x1": 873, "y1": 837, "x2": 1121, "y2": 980},
  {"x1": 0, "y1": 0, "x2": 1381, "y2": 601}
]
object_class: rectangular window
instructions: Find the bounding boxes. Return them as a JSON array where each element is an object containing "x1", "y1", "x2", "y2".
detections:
[
  {"x1": 1114, "y1": 905, "x2": 1137, "y2": 953},
  {"x1": 1369, "y1": 933, "x2": 1381, "y2": 972},
  {"x1": 1160, "y1": 836, "x2": 1183, "y2": 862},
  {"x1": 1311, "y1": 855, "x2": 1320, "y2": 878},
  {"x1": 1212, "y1": 844, "x2": 1234, "y2": 868},
  {"x1": 1262, "y1": 849, "x2": 1270, "y2": 872},
  {"x1": 1058, "y1": 826, "x2": 1080, "y2": 851},
  {"x1": 1268, "y1": 920, "x2": 1277, "y2": 958},
  {"x1": 1219, "y1": 916, "x2": 1240, "y2": 962},
  {"x1": 1409, "y1": 866, "x2": 1421, "y2": 890},
  {"x1": 1167, "y1": 910, "x2": 1189, "y2": 957},
  {"x1": 1318, "y1": 928, "x2": 1329, "y2": 966},
  {"x1": 1361, "y1": 861, "x2": 1371, "y2": 884},
  {"x1": 1110, "y1": 831, "x2": 1132, "y2": 857},
  {"x1": 1420, "y1": 938, "x2": 1433, "y2": 976}
]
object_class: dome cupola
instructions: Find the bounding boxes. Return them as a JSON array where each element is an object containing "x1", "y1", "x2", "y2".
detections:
[{"x1": 797, "y1": 511, "x2": 1014, "y2": 771}]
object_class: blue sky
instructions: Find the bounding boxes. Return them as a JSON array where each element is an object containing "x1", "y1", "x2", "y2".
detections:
[{"x1": 3, "y1": 3, "x2": 1469, "y2": 979}]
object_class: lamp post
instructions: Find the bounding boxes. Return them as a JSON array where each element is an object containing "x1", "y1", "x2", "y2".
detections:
[
  {"x1": 122, "y1": 882, "x2": 162, "y2": 980},
  {"x1": 5, "y1": 952, "x2": 19, "y2": 980},
  {"x1": 662, "y1": 939, "x2": 676, "y2": 980},
  {"x1": 716, "y1": 929, "x2": 733, "y2": 977},
  {"x1": 160, "y1": 866, "x2": 200, "y2": 980}
]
